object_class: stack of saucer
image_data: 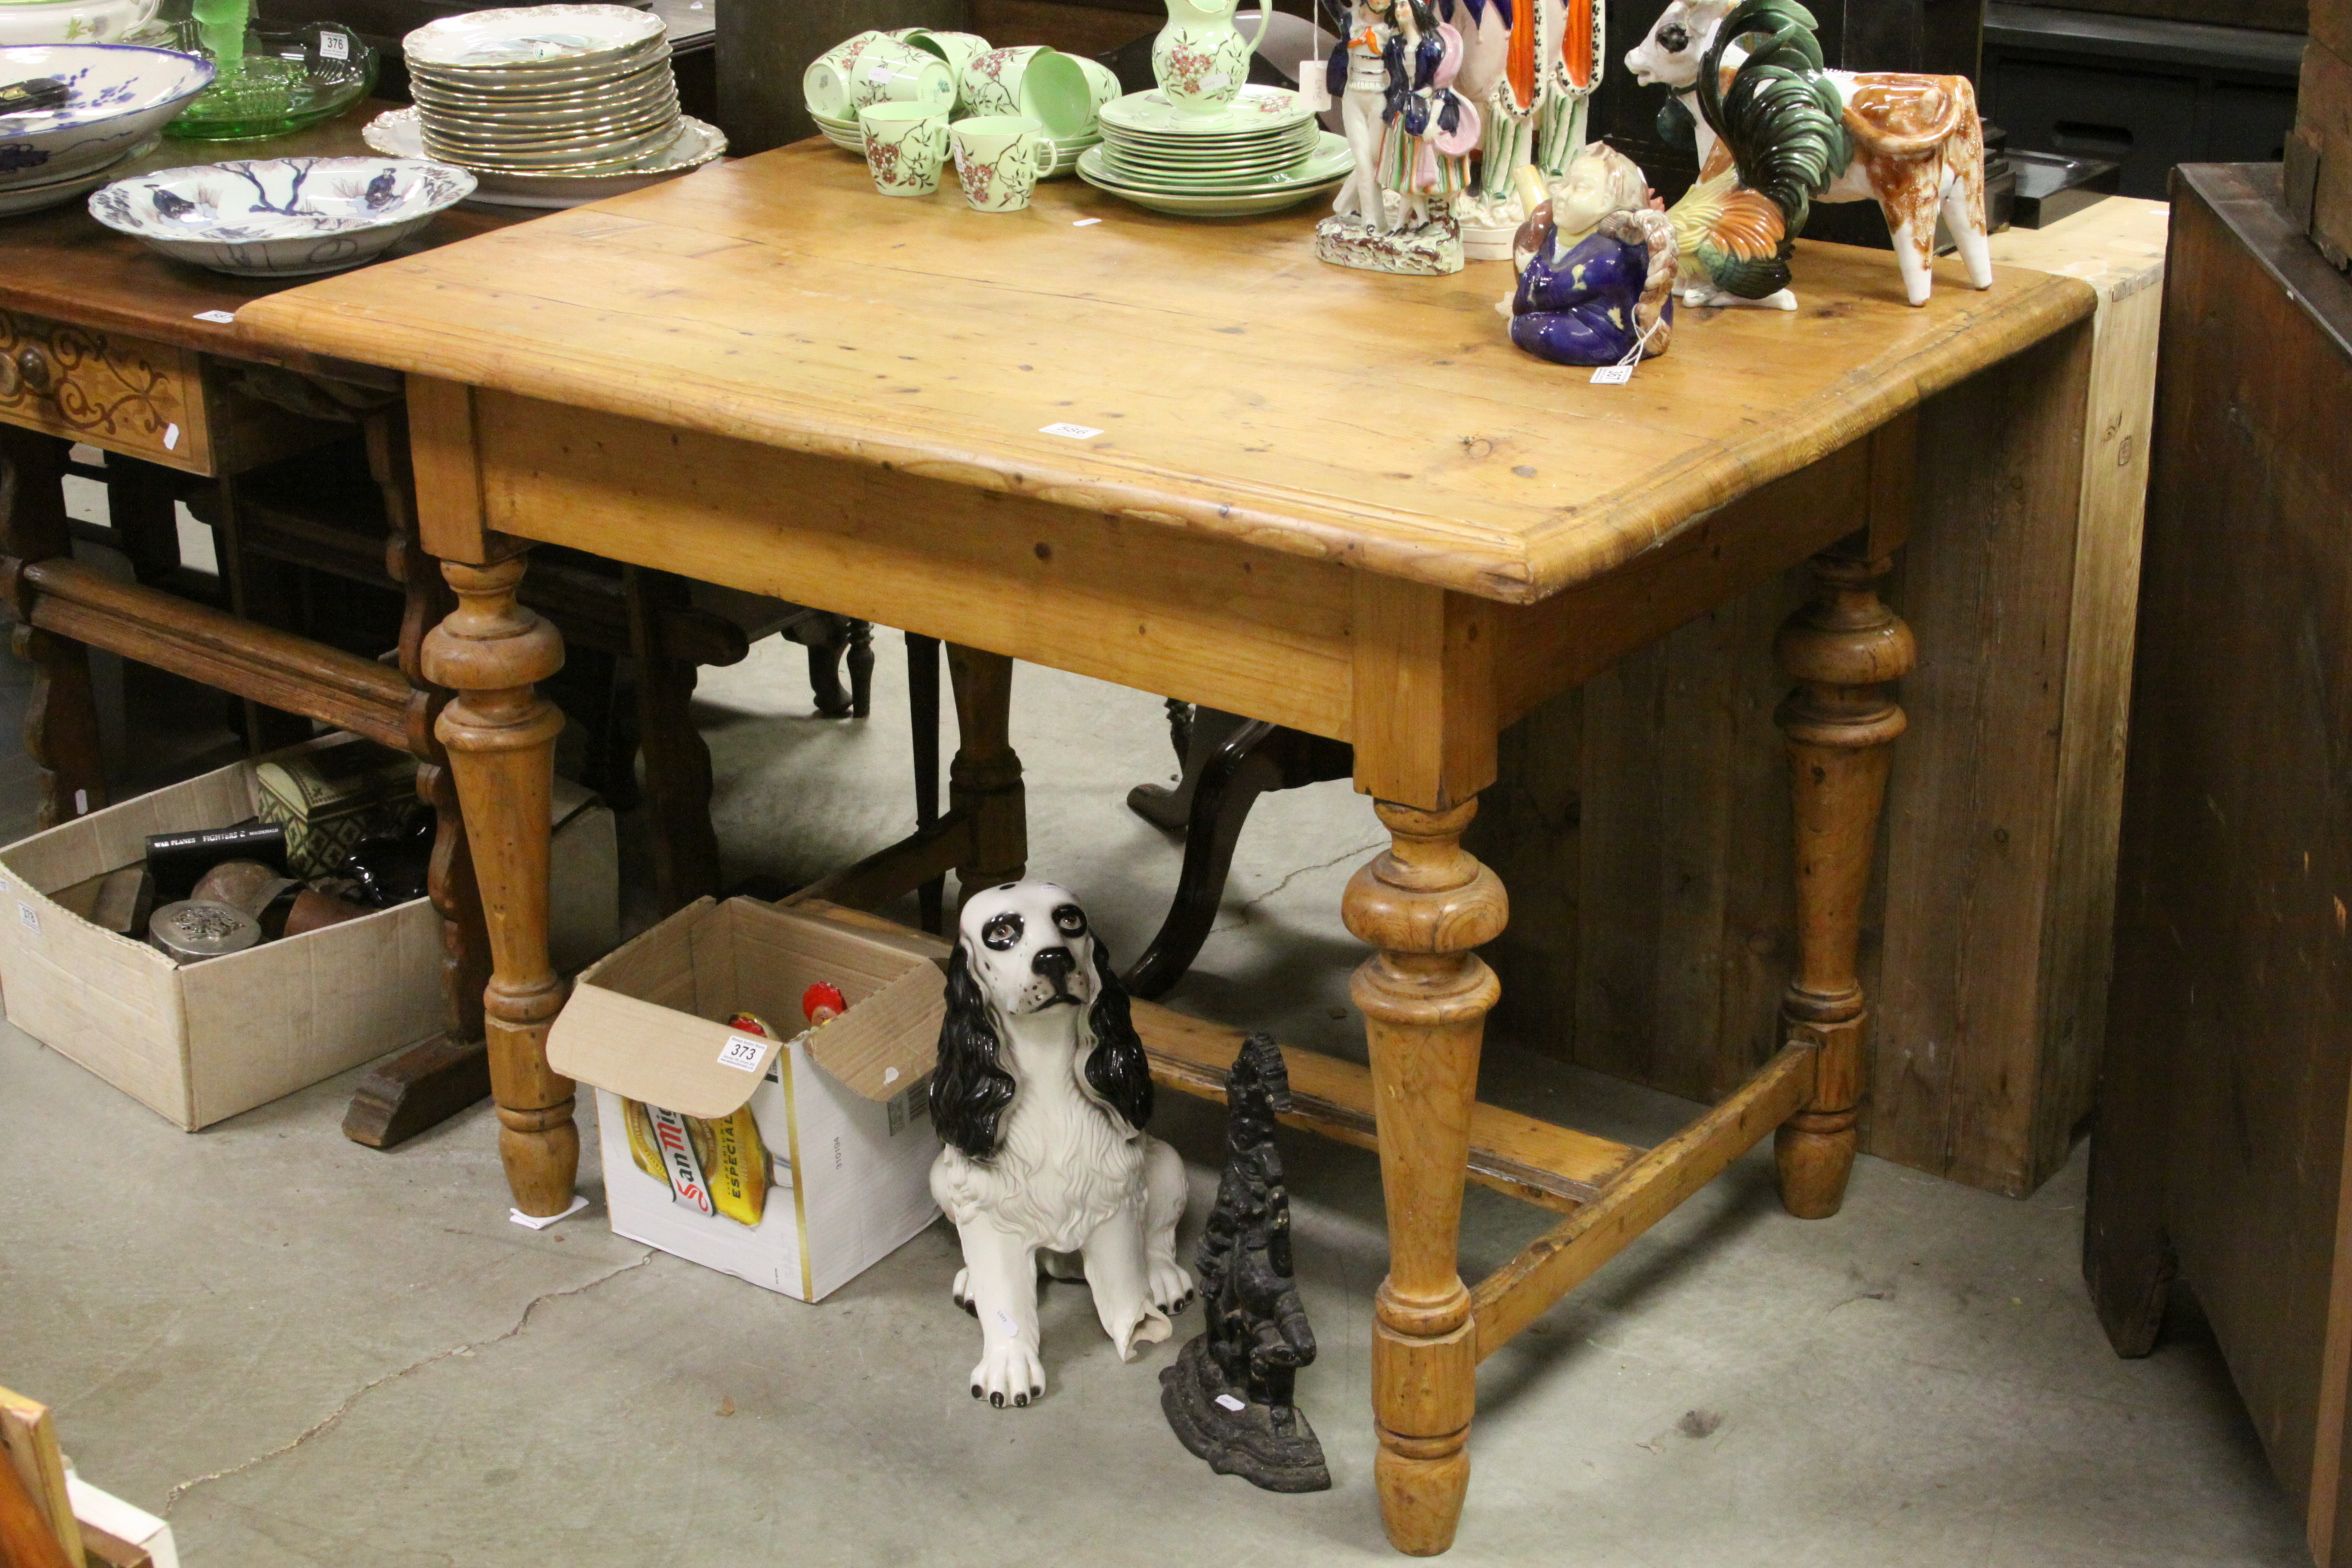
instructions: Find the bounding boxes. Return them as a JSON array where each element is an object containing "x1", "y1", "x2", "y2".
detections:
[
  {"x1": 1078, "y1": 84, "x2": 1350, "y2": 217},
  {"x1": 402, "y1": 3, "x2": 680, "y2": 174}
]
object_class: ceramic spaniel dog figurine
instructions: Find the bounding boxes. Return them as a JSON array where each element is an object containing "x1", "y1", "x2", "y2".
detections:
[
  {"x1": 930, "y1": 882, "x2": 1192, "y2": 1407},
  {"x1": 1505, "y1": 146, "x2": 1677, "y2": 366},
  {"x1": 1627, "y1": 0, "x2": 1992, "y2": 308}
]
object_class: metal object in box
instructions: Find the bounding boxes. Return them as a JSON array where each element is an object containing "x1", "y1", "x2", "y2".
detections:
[{"x1": 252, "y1": 744, "x2": 415, "y2": 878}]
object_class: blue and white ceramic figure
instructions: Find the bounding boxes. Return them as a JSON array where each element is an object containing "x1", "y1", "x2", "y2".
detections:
[
  {"x1": 0, "y1": 44, "x2": 213, "y2": 182},
  {"x1": 88, "y1": 156, "x2": 476, "y2": 275}
]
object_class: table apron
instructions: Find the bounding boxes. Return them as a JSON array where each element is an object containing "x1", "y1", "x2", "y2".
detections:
[{"x1": 428, "y1": 387, "x2": 1363, "y2": 743}]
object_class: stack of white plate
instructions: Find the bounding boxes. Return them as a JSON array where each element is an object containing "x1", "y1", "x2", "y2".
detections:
[
  {"x1": 811, "y1": 106, "x2": 1096, "y2": 180},
  {"x1": 1078, "y1": 85, "x2": 1350, "y2": 217},
  {"x1": 404, "y1": 4, "x2": 678, "y2": 174},
  {"x1": 368, "y1": 4, "x2": 725, "y2": 208}
]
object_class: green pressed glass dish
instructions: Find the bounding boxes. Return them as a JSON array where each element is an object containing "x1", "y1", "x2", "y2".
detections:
[{"x1": 135, "y1": 19, "x2": 376, "y2": 140}]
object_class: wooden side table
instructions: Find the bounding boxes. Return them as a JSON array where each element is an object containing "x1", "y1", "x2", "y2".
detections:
[{"x1": 242, "y1": 143, "x2": 2097, "y2": 1554}]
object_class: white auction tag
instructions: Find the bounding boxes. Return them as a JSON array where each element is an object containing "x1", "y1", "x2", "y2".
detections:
[
  {"x1": 1296, "y1": 61, "x2": 1331, "y2": 113},
  {"x1": 163, "y1": 422, "x2": 180, "y2": 450},
  {"x1": 994, "y1": 1308, "x2": 1019, "y2": 1337},
  {"x1": 192, "y1": 309, "x2": 235, "y2": 324},
  {"x1": 716, "y1": 1034, "x2": 766, "y2": 1072},
  {"x1": 1039, "y1": 422, "x2": 1102, "y2": 440},
  {"x1": 1215, "y1": 1393, "x2": 1248, "y2": 1412},
  {"x1": 1071, "y1": 217, "x2": 1101, "y2": 227},
  {"x1": 1589, "y1": 365, "x2": 1635, "y2": 386},
  {"x1": 317, "y1": 29, "x2": 350, "y2": 59},
  {"x1": 1201, "y1": 72, "x2": 1230, "y2": 93},
  {"x1": 16, "y1": 901, "x2": 38, "y2": 935}
]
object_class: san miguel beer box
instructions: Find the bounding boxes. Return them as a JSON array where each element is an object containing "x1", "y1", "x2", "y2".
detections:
[{"x1": 549, "y1": 899, "x2": 946, "y2": 1302}]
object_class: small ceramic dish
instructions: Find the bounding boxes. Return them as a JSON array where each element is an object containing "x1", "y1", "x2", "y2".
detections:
[
  {"x1": 0, "y1": 43, "x2": 213, "y2": 182},
  {"x1": 0, "y1": 0, "x2": 156, "y2": 47},
  {"x1": 88, "y1": 154, "x2": 474, "y2": 274}
]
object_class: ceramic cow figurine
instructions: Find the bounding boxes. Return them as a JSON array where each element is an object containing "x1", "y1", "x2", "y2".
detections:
[{"x1": 1628, "y1": 0, "x2": 1992, "y2": 308}]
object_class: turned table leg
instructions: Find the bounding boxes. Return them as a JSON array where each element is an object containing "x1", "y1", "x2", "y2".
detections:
[
  {"x1": 1773, "y1": 550, "x2": 1915, "y2": 1219},
  {"x1": 1345, "y1": 798, "x2": 1507, "y2": 1556},
  {"x1": 0, "y1": 427, "x2": 104, "y2": 827},
  {"x1": 945, "y1": 643, "x2": 1024, "y2": 898},
  {"x1": 422, "y1": 548, "x2": 575, "y2": 1216}
]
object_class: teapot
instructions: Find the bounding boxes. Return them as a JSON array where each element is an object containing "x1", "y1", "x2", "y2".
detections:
[{"x1": 1152, "y1": 0, "x2": 1268, "y2": 114}]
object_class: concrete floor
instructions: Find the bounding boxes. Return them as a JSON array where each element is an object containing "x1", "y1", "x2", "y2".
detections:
[{"x1": 0, "y1": 606, "x2": 2316, "y2": 1567}]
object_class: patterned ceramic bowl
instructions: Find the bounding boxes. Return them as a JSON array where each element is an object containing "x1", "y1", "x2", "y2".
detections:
[
  {"x1": 0, "y1": 43, "x2": 213, "y2": 183},
  {"x1": 88, "y1": 155, "x2": 476, "y2": 275}
]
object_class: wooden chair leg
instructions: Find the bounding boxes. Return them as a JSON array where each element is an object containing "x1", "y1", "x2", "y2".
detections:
[
  {"x1": 209, "y1": 473, "x2": 314, "y2": 754},
  {"x1": 846, "y1": 618, "x2": 874, "y2": 718},
  {"x1": 1773, "y1": 549, "x2": 1914, "y2": 1219},
  {"x1": 907, "y1": 632, "x2": 945, "y2": 933},
  {"x1": 1346, "y1": 798, "x2": 1506, "y2": 1556},
  {"x1": 1125, "y1": 718, "x2": 1288, "y2": 999},
  {"x1": 946, "y1": 643, "x2": 1024, "y2": 900},
  {"x1": 102, "y1": 456, "x2": 184, "y2": 586},
  {"x1": 624, "y1": 565, "x2": 720, "y2": 909},
  {"x1": 1127, "y1": 703, "x2": 1246, "y2": 833},
  {"x1": 1, "y1": 426, "x2": 105, "y2": 827},
  {"x1": 806, "y1": 616, "x2": 853, "y2": 719}
]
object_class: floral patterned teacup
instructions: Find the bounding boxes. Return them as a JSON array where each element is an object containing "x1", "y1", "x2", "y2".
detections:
[
  {"x1": 858, "y1": 102, "x2": 949, "y2": 198},
  {"x1": 892, "y1": 27, "x2": 991, "y2": 93},
  {"x1": 802, "y1": 29, "x2": 885, "y2": 119},
  {"x1": 949, "y1": 115, "x2": 1058, "y2": 214},
  {"x1": 956, "y1": 45, "x2": 1094, "y2": 139},
  {"x1": 844, "y1": 37, "x2": 955, "y2": 114}
]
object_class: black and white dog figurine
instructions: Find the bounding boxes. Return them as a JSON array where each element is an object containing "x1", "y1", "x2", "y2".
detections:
[{"x1": 930, "y1": 881, "x2": 1193, "y2": 1407}]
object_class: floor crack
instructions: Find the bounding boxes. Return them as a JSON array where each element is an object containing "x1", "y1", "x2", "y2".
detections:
[
  {"x1": 161, "y1": 1249, "x2": 655, "y2": 1516},
  {"x1": 1208, "y1": 839, "x2": 1382, "y2": 937}
]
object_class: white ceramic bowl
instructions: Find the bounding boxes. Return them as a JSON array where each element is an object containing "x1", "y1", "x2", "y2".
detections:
[
  {"x1": 0, "y1": 0, "x2": 157, "y2": 47},
  {"x1": 0, "y1": 43, "x2": 212, "y2": 184},
  {"x1": 88, "y1": 155, "x2": 475, "y2": 275}
]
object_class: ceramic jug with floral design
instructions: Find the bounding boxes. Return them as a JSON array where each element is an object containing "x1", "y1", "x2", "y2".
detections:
[{"x1": 1152, "y1": 0, "x2": 1266, "y2": 114}]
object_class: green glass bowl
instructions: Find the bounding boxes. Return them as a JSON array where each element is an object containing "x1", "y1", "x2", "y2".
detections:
[{"x1": 135, "y1": 19, "x2": 376, "y2": 140}]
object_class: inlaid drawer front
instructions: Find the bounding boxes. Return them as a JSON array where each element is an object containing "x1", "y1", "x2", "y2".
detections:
[{"x1": 0, "y1": 308, "x2": 208, "y2": 470}]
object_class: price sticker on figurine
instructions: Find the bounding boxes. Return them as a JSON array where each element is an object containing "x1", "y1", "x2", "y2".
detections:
[{"x1": 716, "y1": 1034, "x2": 766, "y2": 1072}]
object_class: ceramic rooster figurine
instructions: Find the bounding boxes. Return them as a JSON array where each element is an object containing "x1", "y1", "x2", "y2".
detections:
[{"x1": 1629, "y1": 0, "x2": 1993, "y2": 308}]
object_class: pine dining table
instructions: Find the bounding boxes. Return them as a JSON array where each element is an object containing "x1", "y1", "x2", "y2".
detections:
[{"x1": 237, "y1": 140, "x2": 2096, "y2": 1556}]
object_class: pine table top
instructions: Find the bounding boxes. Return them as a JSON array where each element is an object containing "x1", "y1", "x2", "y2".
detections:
[{"x1": 237, "y1": 140, "x2": 2096, "y2": 604}]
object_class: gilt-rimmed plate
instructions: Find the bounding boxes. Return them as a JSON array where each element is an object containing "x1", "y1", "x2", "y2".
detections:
[
  {"x1": 402, "y1": 3, "x2": 662, "y2": 71},
  {"x1": 365, "y1": 106, "x2": 723, "y2": 207}
]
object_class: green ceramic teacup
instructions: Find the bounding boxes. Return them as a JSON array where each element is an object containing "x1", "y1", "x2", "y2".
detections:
[
  {"x1": 956, "y1": 45, "x2": 1093, "y2": 140},
  {"x1": 858, "y1": 101, "x2": 949, "y2": 197},
  {"x1": 949, "y1": 114, "x2": 1058, "y2": 213}
]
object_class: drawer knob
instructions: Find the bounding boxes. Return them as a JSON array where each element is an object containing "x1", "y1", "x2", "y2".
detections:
[{"x1": 15, "y1": 345, "x2": 53, "y2": 396}]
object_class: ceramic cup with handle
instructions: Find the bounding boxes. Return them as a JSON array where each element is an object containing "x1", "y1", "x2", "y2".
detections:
[
  {"x1": 802, "y1": 28, "x2": 886, "y2": 119},
  {"x1": 957, "y1": 45, "x2": 1094, "y2": 140},
  {"x1": 893, "y1": 27, "x2": 990, "y2": 90},
  {"x1": 858, "y1": 101, "x2": 950, "y2": 197},
  {"x1": 949, "y1": 115, "x2": 1057, "y2": 213},
  {"x1": 845, "y1": 37, "x2": 955, "y2": 114}
]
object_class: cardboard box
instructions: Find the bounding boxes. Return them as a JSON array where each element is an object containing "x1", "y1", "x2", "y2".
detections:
[
  {"x1": 0, "y1": 740, "x2": 617, "y2": 1130},
  {"x1": 551, "y1": 899, "x2": 945, "y2": 1302}
]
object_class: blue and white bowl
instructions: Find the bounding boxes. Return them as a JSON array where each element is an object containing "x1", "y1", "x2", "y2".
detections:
[
  {"x1": 0, "y1": 44, "x2": 213, "y2": 184},
  {"x1": 88, "y1": 156, "x2": 476, "y2": 275}
]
